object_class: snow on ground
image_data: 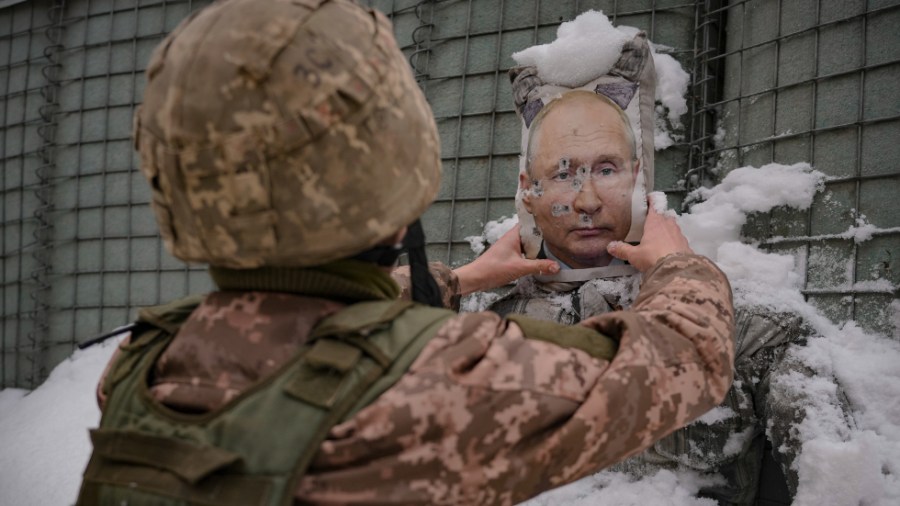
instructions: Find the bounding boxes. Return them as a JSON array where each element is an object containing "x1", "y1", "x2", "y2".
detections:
[
  {"x1": 0, "y1": 337, "x2": 120, "y2": 506},
  {"x1": 525, "y1": 469, "x2": 722, "y2": 506}
]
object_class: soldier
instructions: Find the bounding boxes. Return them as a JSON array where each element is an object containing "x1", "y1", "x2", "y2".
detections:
[
  {"x1": 485, "y1": 78, "x2": 855, "y2": 504},
  {"x1": 76, "y1": 0, "x2": 735, "y2": 504}
]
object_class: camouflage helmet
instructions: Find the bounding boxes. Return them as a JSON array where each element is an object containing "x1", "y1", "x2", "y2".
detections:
[{"x1": 134, "y1": 0, "x2": 441, "y2": 268}]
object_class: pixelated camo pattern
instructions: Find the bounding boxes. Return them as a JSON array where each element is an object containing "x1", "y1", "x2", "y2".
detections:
[
  {"x1": 129, "y1": 254, "x2": 733, "y2": 504},
  {"x1": 491, "y1": 267, "x2": 848, "y2": 504},
  {"x1": 135, "y1": 0, "x2": 441, "y2": 268},
  {"x1": 295, "y1": 254, "x2": 734, "y2": 504}
]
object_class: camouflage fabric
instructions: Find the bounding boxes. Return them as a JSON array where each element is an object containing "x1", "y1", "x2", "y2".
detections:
[
  {"x1": 392, "y1": 262, "x2": 462, "y2": 311},
  {"x1": 151, "y1": 292, "x2": 345, "y2": 412},
  {"x1": 489, "y1": 273, "x2": 849, "y2": 505},
  {"x1": 97, "y1": 253, "x2": 734, "y2": 504},
  {"x1": 135, "y1": 0, "x2": 441, "y2": 268}
]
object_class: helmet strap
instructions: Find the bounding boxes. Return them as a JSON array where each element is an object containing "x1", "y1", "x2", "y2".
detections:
[
  {"x1": 403, "y1": 219, "x2": 444, "y2": 308},
  {"x1": 352, "y1": 243, "x2": 403, "y2": 266}
]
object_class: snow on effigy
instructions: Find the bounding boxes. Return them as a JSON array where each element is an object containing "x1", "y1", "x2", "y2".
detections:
[{"x1": 512, "y1": 11, "x2": 690, "y2": 151}]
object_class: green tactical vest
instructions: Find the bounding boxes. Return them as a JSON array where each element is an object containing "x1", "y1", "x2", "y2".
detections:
[{"x1": 77, "y1": 295, "x2": 453, "y2": 506}]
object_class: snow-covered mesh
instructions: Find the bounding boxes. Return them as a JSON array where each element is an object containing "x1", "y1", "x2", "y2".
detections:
[{"x1": 707, "y1": 0, "x2": 900, "y2": 337}]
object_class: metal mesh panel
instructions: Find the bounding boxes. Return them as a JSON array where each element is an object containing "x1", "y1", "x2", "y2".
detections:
[
  {"x1": 1, "y1": 0, "x2": 48, "y2": 387},
  {"x1": 710, "y1": 0, "x2": 900, "y2": 336},
  {"x1": 1, "y1": 0, "x2": 217, "y2": 389},
  {"x1": 47, "y1": 0, "x2": 215, "y2": 385}
]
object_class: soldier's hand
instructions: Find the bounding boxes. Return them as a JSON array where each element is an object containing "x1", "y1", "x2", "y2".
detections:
[
  {"x1": 455, "y1": 225, "x2": 560, "y2": 295},
  {"x1": 607, "y1": 196, "x2": 693, "y2": 272}
]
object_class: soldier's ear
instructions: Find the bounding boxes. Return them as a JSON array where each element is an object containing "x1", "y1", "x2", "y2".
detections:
[
  {"x1": 520, "y1": 172, "x2": 535, "y2": 214},
  {"x1": 632, "y1": 158, "x2": 641, "y2": 180}
]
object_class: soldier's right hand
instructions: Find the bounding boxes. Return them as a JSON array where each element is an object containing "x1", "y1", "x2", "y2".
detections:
[{"x1": 607, "y1": 195, "x2": 694, "y2": 272}]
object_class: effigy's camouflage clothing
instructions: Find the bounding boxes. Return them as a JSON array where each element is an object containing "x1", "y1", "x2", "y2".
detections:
[
  {"x1": 488, "y1": 271, "x2": 853, "y2": 505},
  {"x1": 98, "y1": 254, "x2": 734, "y2": 505}
]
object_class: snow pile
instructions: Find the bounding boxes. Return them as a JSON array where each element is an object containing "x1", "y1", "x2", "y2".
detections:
[
  {"x1": 512, "y1": 11, "x2": 631, "y2": 88},
  {"x1": 679, "y1": 162, "x2": 824, "y2": 259},
  {"x1": 675, "y1": 163, "x2": 900, "y2": 505},
  {"x1": 512, "y1": 10, "x2": 690, "y2": 151},
  {"x1": 0, "y1": 337, "x2": 121, "y2": 506}
]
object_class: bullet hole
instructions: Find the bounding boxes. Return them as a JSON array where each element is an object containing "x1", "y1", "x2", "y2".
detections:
[{"x1": 551, "y1": 203, "x2": 572, "y2": 216}]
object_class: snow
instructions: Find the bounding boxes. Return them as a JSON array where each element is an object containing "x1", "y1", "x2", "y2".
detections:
[
  {"x1": 679, "y1": 162, "x2": 824, "y2": 259},
  {"x1": 465, "y1": 215, "x2": 518, "y2": 256},
  {"x1": 525, "y1": 469, "x2": 723, "y2": 506},
  {"x1": 649, "y1": 191, "x2": 678, "y2": 218},
  {"x1": 460, "y1": 290, "x2": 503, "y2": 313},
  {"x1": 694, "y1": 406, "x2": 736, "y2": 426},
  {"x1": 512, "y1": 11, "x2": 631, "y2": 88},
  {"x1": 0, "y1": 336, "x2": 121, "y2": 506},
  {"x1": 512, "y1": 10, "x2": 691, "y2": 151},
  {"x1": 652, "y1": 52, "x2": 691, "y2": 148}
]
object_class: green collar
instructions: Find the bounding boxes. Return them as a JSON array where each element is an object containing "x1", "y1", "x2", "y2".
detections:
[{"x1": 209, "y1": 260, "x2": 400, "y2": 302}]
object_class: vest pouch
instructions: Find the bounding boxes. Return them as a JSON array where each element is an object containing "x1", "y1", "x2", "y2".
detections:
[
  {"x1": 80, "y1": 429, "x2": 271, "y2": 506},
  {"x1": 90, "y1": 429, "x2": 243, "y2": 483},
  {"x1": 79, "y1": 297, "x2": 454, "y2": 506}
]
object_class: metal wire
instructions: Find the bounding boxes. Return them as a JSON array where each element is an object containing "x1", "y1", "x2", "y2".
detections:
[{"x1": 26, "y1": 0, "x2": 66, "y2": 386}]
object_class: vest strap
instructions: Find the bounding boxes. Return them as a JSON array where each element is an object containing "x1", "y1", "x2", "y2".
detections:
[
  {"x1": 81, "y1": 458, "x2": 270, "y2": 506},
  {"x1": 90, "y1": 429, "x2": 243, "y2": 484}
]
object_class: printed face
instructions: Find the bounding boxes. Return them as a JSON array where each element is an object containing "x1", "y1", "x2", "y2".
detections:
[{"x1": 521, "y1": 96, "x2": 639, "y2": 269}]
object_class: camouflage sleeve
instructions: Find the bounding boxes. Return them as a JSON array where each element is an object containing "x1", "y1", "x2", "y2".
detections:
[
  {"x1": 391, "y1": 262, "x2": 461, "y2": 311},
  {"x1": 297, "y1": 253, "x2": 734, "y2": 505}
]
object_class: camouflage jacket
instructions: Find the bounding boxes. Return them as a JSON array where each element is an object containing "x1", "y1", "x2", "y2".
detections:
[
  {"x1": 488, "y1": 273, "x2": 852, "y2": 505},
  {"x1": 99, "y1": 254, "x2": 734, "y2": 505}
]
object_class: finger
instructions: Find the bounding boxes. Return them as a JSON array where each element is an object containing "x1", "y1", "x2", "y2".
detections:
[
  {"x1": 520, "y1": 259, "x2": 560, "y2": 276},
  {"x1": 535, "y1": 259, "x2": 560, "y2": 275},
  {"x1": 607, "y1": 241, "x2": 635, "y2": 262}
]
